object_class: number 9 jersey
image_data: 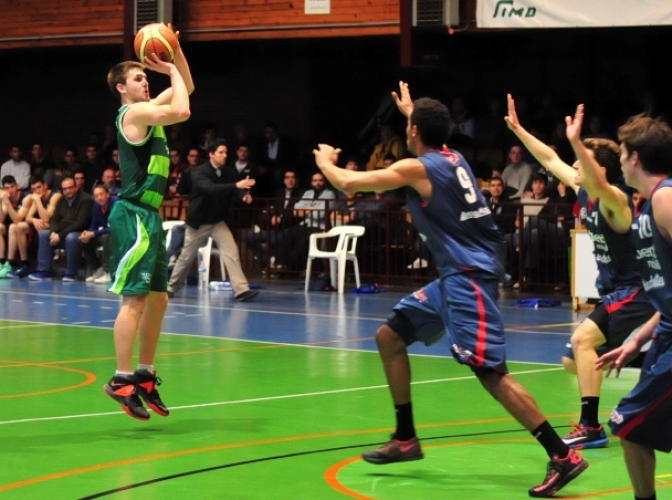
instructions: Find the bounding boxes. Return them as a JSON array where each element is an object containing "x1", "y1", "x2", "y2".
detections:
[{"x1": 405, "y1": 148, "x2": 506, "y2": 281}]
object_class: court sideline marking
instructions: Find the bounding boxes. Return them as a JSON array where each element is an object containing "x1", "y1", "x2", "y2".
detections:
[{"x1": 0, "y1": 366, "x2": 563, "y2": 426}]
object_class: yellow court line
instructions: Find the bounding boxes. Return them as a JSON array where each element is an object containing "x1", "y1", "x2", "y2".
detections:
[{"x1": 0, "y1": 335, "x2": 376, "y2": 367}]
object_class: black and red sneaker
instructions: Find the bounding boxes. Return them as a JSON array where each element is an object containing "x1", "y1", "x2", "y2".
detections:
[
  {"x1": 362, "y1": 436, "x2": 424, "y2": 464},
  {"x1": 103, "y1": 374, "x2": 150, "y2": 421},
  {"x1": 529, "y1": 449, "x2": 588, "y2": 498},
  {"x1": 134, "y1": 369, "x2": 170, "y2": 417}
]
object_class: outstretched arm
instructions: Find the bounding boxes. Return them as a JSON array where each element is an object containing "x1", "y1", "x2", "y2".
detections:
[
  {"x1": 566, "y1": 104, "x2": 632, "y2": 233},
  {"x1": 505, "y1": 94, "x2": 578, "y2": 192},
  {"x1": 314, "y1": 144, "x2": 424, "y2": 195}
]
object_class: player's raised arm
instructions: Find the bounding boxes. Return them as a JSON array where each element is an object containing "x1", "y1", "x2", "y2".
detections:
[
  {"x1": 151, "y1": 25, "x2": 194, "y2": 106},
  {"x1": 566, "y1": 104, "x2": 632, "y2": 232},
  {"x1": 314, "y1": 144, "x2": 423, "y2": 195},
  {"x1": 505, "y1": 94, "x2": 579, "y2": 192},
  {"x1": 125, "y1": 55, "x2": 190, "y2": 130}
]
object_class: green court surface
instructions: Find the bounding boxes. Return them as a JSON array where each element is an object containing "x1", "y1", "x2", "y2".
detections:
[{"x1": 0, "y1": 319, "x2": 669, "y2": 499}]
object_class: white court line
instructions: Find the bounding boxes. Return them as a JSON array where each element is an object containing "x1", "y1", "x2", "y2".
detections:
[
  {"x1": 71, "y1": 321, "x2": 90, "y2": 325},
  {"x1": 0, "y1": 323, "x2": 46, "y2": 331},
  {"x1": 0, "y1": 290, "x2": 387, "y2": 322},
  {"x1": 32, "y1": 301, "x2": 44, "y2": 304},
  {"x1": 0, "y1": 366, "x2": 562, "y2": 427}
]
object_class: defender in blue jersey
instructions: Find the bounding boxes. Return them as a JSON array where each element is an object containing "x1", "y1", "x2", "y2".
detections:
[
  {"x1": 313, "y1": 82, "x2": 587, "y2": 498},
  {"x1": 596, "y1": 114, "x2": 672, "y2": 500},
  {"x1": 103, "y1": 26, "x2": 193, "y2": 421},
  {"x1": 506, "y1": 97, "x2": 656, "y2": 450}
]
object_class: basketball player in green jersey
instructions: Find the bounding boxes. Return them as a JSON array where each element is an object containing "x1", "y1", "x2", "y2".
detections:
[{"x1": 104, "y1": 32, "x2": 193, "y2": 420}]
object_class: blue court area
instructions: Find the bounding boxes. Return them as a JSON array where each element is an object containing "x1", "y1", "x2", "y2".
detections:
[{"x1": 0, "y1": 279, "x2": 580, "y2": 365}]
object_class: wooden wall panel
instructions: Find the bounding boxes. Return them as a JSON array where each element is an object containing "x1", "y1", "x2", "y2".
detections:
[{"x1": 0, "y1": 0, "x2": 400, "y2": 49}]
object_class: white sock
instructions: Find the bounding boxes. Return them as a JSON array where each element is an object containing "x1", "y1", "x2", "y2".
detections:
[{"x1": 136, "y1": 364, "x2": 155, "y2": 373}]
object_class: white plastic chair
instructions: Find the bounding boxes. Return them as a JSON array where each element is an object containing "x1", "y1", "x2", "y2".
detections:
[
  {"x1": 162, "y1": 220, "x2": 185, "y2": 250},
  {"x1": 304, "y1": 225, "x2": 365, "y2": 294},
  {"x1": 197, "y1": 237, "x2": 226, "y2": 284},
  {"x1": 162, "y1": 221, "x2": 226, "y2": 283}
]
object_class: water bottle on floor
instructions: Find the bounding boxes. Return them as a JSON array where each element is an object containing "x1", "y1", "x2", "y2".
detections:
[
  {"x1": 209, "y1": 281, "x2": 233, "y2": 291},
  {"x1": 198, "y1": 253, "x2": 208, "y2": 289}
]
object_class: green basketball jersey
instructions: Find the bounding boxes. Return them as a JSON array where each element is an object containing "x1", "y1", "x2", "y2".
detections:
[{"x1": 115, "y1": 104, "x2": 170, "y2": 209}]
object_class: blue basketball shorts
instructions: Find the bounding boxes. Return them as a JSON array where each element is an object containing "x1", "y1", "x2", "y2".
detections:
[
  {"x1": 386, "y1": 273, "x2": 508, "y2": 374},
  {"x1": 608, "y1": 329, "x2": 672, "y2": 452}
]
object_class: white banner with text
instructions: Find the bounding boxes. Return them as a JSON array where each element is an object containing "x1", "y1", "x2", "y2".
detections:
[{"x1": 477, "y1": 0, "x2": 672, "y2": 28}]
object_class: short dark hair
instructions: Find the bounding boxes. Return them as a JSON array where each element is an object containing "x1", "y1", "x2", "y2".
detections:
[
  {"x1": 583, "y1": 138, "x2": 621, "y2": 184},
  {"x1": 618, "y1": 114, "x2": 672, "y2": 175},
  {"x1": 531, "y1": 172, "x2": 548, "y2": 184},
  {"x1": 490, "y1": 176, "x2": 504, "y2": 185},
  {"x1": 30, "y1": 174, "x2": 45, "y2": 186},
  {"x1": 208, "y1": 139, "x2": 228, "y2": 154},
  {"x1": 410, "y1": 97, "x2": 450, "y2": 149},
  {"x1": 1, "y1": 175, "x2": 17, "y2": 186}
]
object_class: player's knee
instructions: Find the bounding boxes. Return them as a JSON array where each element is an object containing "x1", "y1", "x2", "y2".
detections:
[
  {"x1": 561, "y1": 356, "x2": 577, "y2": 374},
  {"x1": 375, "y1": 324, "x2": 404, "y2": 349},
  {"x1": 571, "y1": 325, "x2": 598, "y2": 352}
]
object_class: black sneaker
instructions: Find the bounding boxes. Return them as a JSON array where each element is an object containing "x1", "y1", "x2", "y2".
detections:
[
  {"x1": 562, "y1": 421, "x2": 609, "y2": 449},
  {"x1": 529, "y1": 449, "x2": 588, "y2": 498},
  {"x1": 134, "y1": 369, "x2": 169, "y2": 416},
  {"x1": 103, "y1": 374, "x2": 150, "y2": 421},
  {"x1": 235, "y1": 289, "x2": 259, "y2": 302},
  {"x1": 362, "y1": 436, "x2": 424, "y2": 464}
]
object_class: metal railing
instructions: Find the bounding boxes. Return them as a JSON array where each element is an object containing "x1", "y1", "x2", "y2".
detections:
[{"x1": 162, "y1": 197, "x2": 575, "y2": 289}]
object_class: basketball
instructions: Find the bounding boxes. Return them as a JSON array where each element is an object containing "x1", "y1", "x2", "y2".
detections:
[{"x1": 134, "y1": 23, "x2": 178, "y2": 63}]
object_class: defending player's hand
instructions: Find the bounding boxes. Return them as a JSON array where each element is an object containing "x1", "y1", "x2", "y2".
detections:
[
  {"x1": 504, "y1": 94, "x2": 522, "y2": 132},
  {"x1": 595, "y1": 340, "x2": 641, "y2": 378},
  {"x1": 565, "y1": 104, "x2": 585, "y2": 144},
  {"x1": 392, "y1": 81, "x2": 414, "y2": 118},
  {"x1": 313, "y1": 144, "x2": 341, "y2": 168}
]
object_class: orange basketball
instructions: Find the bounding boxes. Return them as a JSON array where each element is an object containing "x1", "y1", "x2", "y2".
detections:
[{"x1": 134, "y1": 23, "x2": 178, "y2": 63}]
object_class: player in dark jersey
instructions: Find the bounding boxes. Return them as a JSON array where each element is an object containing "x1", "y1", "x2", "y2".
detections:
[
  {"x1": 103, "y1": 25, "x2": 193, "y2": 421},
  {"x1": 505, "y1": 96, "x2": 656, "y2": 449},
  {"x1": 313, "y1": 82, "x2": 587, "y2": 498},
  {"x1": 595, "y1": 113, "x2": 672, "y2": 500}
]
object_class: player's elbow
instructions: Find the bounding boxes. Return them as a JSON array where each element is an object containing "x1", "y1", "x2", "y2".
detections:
[{"x1": 174, "y1": 108, "x2": 191, "y2": 122}]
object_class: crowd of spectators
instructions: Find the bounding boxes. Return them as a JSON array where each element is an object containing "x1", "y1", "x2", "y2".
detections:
[{"x1": 0, "y1": 93, "x2": 638, "y2": 288}]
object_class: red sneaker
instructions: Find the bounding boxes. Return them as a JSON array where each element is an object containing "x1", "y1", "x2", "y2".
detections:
[{"x1": 529, "y1": 449, "x2": 588, "y2": 497}]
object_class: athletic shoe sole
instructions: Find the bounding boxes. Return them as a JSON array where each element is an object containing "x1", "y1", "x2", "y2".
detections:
[
  {"x1": 103, "y1": 385, "x2": 150, "y2": 421},
  {"x1": 566, "y1": 437, "x2": 609, "y2": 450}
]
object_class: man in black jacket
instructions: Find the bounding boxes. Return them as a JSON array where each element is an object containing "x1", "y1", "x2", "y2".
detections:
[
  {"x1": 28, "y1": 176, "x2": 93, "y2": 281},
  {"x1": 167, "y1": 139, "x2": 259, "y2": 301}
]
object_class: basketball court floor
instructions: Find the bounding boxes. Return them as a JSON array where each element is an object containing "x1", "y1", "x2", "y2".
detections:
[{"x1": 0, "y1": 279, "x2": 669, "y2": 499}]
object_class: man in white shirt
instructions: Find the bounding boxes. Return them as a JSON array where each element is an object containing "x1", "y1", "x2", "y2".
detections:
[
  {"x1": 501, "y1": 144, "x2": 534, "y2": 199},
  {"x1": 0, "y1": 146, "x2": 31, "y2": 190}
]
